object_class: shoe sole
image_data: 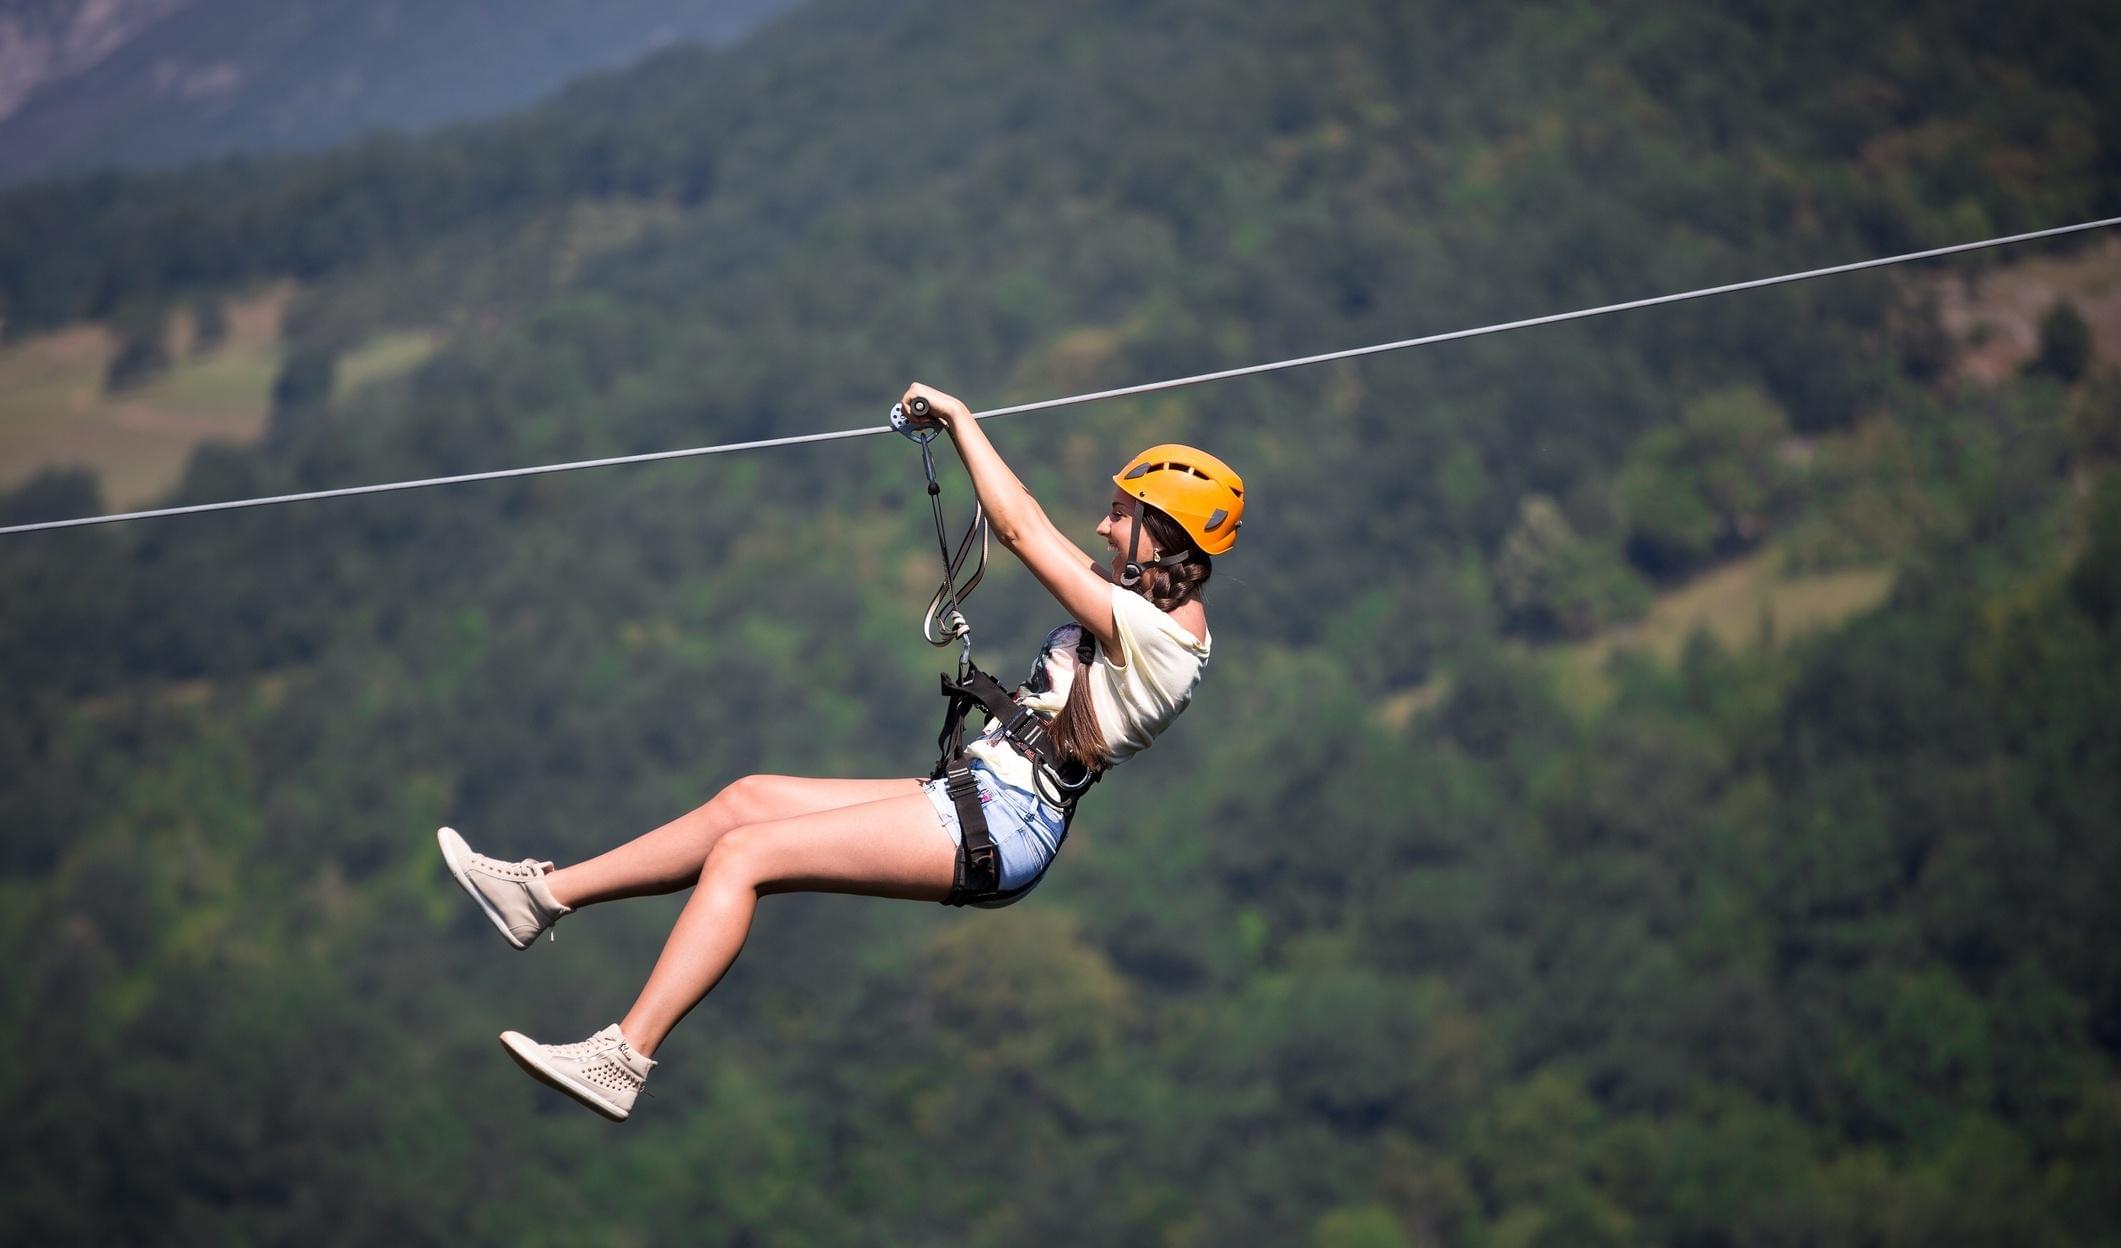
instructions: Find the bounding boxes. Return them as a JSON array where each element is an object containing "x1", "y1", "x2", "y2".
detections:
[
  {"x1": 499, "y1": 1031, "x2": 632, "y2": 1122},
  {"x1": 436, "y1": 826, "x2": 532, "y2": 950}
]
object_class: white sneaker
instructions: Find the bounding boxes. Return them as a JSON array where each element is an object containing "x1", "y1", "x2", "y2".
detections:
[
  {"x1": 436, "y1": 826, "x2": 572, "y2": 949},
  {"x1": 499, "y1": 1024, "x2": 655, "y2": 1121}
]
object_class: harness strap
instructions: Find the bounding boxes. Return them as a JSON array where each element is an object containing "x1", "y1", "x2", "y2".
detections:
[
  {"x1": 932, "y1": 652, "x2": 1100, "y2": 907},
  {"x1": 940, "y1": 761, "x2": 999, "y2": 904},
  {"x1": 933, "y1": 670, "x2": 1002, "y2": 908},
  {"x1": 1119, "y1": 507, "x2": 1190, "y2": 588}
]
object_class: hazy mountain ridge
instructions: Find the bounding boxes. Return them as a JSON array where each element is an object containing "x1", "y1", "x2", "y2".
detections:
[
  {"x1": 0, "y1": 0, "x2": 793, "y2": 185},
  {"x1": 0, "y1": 0, "x2": 197, "y2": 119}
]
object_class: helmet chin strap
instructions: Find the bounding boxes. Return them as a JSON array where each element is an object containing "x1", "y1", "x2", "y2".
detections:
[{"x1": 1119, "y1": 510, "x2": 1190, "y2": 588}]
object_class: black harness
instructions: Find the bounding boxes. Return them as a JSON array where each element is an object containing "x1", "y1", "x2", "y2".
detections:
[{"x1": 929, "y1": 634, "x2": 1100, "y2": 906}]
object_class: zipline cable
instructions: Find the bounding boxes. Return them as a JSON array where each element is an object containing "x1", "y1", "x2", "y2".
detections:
[{"x1": 5, "y1": 214, "x2": 2117, "y2": 537}]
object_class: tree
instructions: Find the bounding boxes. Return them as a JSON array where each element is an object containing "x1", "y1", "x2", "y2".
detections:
[
  {"x1": 1493, "y1": 495, "x2": 1648, "y2": 640},
  {"x1": 191, "y1": 294, "x2": 230, "y2": 356},
  {"x1": 1622, "y1": 386, "x2": 1798, "y2": 579},
  {"x1": 102, "y1": 302, "x2": 171, "y2": 392},
  {"x1": 2028, "y1": 299, "x2": 2091, "y2": 383},
  {"x1": 267, "y1": 347, "x2": 338, "y2": 446}
]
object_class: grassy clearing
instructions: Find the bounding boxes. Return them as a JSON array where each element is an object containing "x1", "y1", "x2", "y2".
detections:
[
  {"x1": 1934, "y1": 232, "x2": 2121, "y2": 381},
  {"x1": 1373, "y1": 549, "x2": 1894, "y2": 728},
  {"x1": 1536, "y1": 549, "x2": 1893, "y2": 712},
  {"x1": 0, "y1": 289, "x2": 439, "y2": 508},
  {"x1": 1374, "y1": 674, "x2": 1453, "y2": 731},
  {"x1": 0, "y1": 289, "x2": 289, "y2": 506},
  {"x1": 335, "y1": 331, "x2": 440, "y2": 397}
]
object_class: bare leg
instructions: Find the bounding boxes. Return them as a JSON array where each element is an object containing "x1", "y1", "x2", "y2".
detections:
[
  {"x1": 544, "y1": 774, "x2": 922, "y2": 909},
  {"x1": 618, "y1": 791, "x2": 957, "y2": 1056}
]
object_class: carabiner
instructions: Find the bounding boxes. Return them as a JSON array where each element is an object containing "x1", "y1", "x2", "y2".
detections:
[{"x1": 898, "y1": 396, "x2": 988, "y2": 650}]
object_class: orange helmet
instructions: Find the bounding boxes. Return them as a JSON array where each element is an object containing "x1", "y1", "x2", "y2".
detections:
[{"x1": 1113, "y1": 443, "x2": 1245, "y2": 557}]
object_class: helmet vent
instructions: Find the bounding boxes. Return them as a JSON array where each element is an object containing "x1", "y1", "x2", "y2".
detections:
[
  {"x1": 1124, "y1": 461, "x2": 1213, "y2": 482},
  {"x1": 1204, "y1": 508, "x2": 1228, "y2": 531}
]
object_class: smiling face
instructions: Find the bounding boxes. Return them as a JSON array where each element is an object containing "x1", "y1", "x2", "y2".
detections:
[{"x1": 1096, "y1": 488, "x2": 1149, "y2": 580}]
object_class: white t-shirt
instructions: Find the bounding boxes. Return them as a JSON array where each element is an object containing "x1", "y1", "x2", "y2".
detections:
[{"x1": 966, "y1": 584, "x2": 1212, "y2": 795}]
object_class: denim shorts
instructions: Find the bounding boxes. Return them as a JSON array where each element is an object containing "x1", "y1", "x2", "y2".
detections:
[{"x1": 921, "y1": 758, "x2": 1068, "y2": 908}]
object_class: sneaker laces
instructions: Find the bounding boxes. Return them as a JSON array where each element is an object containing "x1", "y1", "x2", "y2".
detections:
[
  {"x1": 546, "y1": 1035, "x2": 615, "y2": 1058},
  {"x1": 545, "y1": 1034, "x2": 648, "y2": 1086},
  {"x1": 468, "y1": 853, "x2": 566, "y2": 941},
  {"x1": 475, "y1": 855, "x2": 556, "y2": 881}
]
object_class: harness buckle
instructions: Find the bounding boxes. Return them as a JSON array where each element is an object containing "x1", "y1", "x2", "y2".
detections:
[
  {"x1": 944, "y1": 767, "x2": 981, "y2": 803},
  {"x1": 1001, "y1": 706, "x2": 1048, "y2": 752}
]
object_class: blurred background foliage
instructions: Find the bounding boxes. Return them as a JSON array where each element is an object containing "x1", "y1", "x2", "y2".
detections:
[{"x1": 2, "y1": 0, "x2": 2120, "y2": 1243}]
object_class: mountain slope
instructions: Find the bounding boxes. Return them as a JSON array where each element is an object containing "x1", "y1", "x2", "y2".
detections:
[
  {"x1": 0, "y1": 0, "x2": 792, "y2": 185},
  {"x1": 0, "y1": 0, "x2": 197, "y2": 121}
]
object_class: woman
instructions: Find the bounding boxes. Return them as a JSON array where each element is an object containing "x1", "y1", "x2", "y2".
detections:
[{"x1": 436, "y1": 382, "x2": 1244, "y2": 1121}]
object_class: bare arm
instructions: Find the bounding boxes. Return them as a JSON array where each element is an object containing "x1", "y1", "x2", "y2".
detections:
[{"x1": 900, "y1": 382, "x2": 1119, "y2": 654}]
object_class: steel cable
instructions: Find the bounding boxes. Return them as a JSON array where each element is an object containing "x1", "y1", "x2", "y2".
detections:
[{"x1": 5, "y1": 214, "x2": 2116, "y2": 537}]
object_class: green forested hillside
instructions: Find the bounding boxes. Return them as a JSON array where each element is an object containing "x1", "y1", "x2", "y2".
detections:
[{"x1": 2, "y1": 1, "x2": 2119, "y2": 1243}]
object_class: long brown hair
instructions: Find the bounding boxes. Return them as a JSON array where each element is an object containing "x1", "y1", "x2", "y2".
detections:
[{"x1": 1047, "y1": 503, "x2": 1212, "y2": 776}]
